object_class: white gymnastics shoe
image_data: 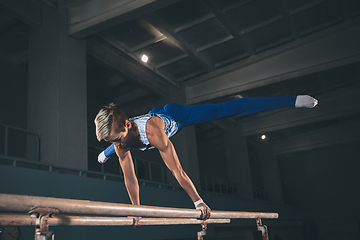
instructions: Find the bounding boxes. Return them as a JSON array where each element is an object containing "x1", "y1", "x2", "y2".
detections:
[
  {"x1": 295, "y1": 95, "x2": 318, "y2": 108},
  {"x1": 98, "y1": 151, "x2": 110, "y2": 164}
]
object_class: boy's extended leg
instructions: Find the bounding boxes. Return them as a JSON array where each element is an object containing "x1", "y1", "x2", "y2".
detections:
[
  {"x1": 180, "y1": 95, "x2": 298, "y2": 126},
  {"x1": 177, "y1": 95, "x2": 317, "y2": 126}
]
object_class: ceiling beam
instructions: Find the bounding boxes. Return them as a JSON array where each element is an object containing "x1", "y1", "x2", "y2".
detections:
[
  {"x1": 68, "y1": 0, "x2": 180, "y2": 39},
  {"x1": 0, "y1": 0, "x2": 41, "y2": 28},
  {"x1": 87, "y1": 38, "x2": 169, "y2": 99},
  {"x1": 274, "y1": 0, "x2": 299, "y2": 39},
  {"x1": 99, "y1": 75, "x2": 128, "y2": 91},
  {"x1": 240, "y1": 86, "x2": 360, "y2": 137},
  {"x1": 240, "y1": 15, "x2": 283, "y2": 35},
  {"x1": 272, "y1": 121, "x2": 360, "y2": 155},
  {"x1": 210, "y1": 119, "x2": 237, "y2": 132},
  {"x1": 203, "y1": 0, "x2": 255, "y2": 56},
  {"x1": 143, "y1": 13, "x2": 214, "y2": 73},
  {"x1": 113, "y1": 88, "x2": 151, "y2": 107},
  {"x1": 66, "y1": 0, "x2": 89, "y2": 8},
  {"x1": 130, "y1": 35, "x2": 166, "y2": 52},
  {"x1": 174, "y1": 14, "x2": 214, "y2": 33},
  {"x1": 97, "y1": 32, "x2": 179, "y2": 87},
  {"x1": 88, "y1": 74, "x2": 129, "y2": 97},
  {"x1": 288, "y1": 0, "x2": 327, "y2": 16},
  {"x1": 34, "y1": 0, "x2": 57, "y2": 9},
  {"x1": 185, "y1": 22, "x2": 360, "y2": 104},
  {"x1": 196, "y1": 35, "x2": 233, "y2": 53},
  {"x1": 156, "y1": 54, "x2": 187, "y2": 69},
  {"x1": 222, "y1": 0, "x2": 252, "y2": 13},
  {"x1": 0, "y1": 15, "x2": 19, "y2": 33}
]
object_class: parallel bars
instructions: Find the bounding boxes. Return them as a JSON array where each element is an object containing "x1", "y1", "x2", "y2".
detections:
[
  {"x1": 0, "y1": 193, "x2": 276, "y2": 240},
  {"x1": 0, "y1": 193, "x2": 278, "y2": 219}
]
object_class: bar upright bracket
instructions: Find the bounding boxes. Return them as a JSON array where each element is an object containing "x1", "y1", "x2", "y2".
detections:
[
  {"x1": 197, "y1": 222, "x2": 207, "y2": 240},
  {"x1": 28, "y1": 207, "x2": 59, "y2": 240},
  {"x1": 256, "y1": 217, "x2": 269, "y2": 240}
]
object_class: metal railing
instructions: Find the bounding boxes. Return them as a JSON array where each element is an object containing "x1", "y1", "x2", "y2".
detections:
[
  {"x1": 0, "y1": 154, "x2": 181, "y2": 191},
  {"x1": 88, "y1": 145, "x2": 166, "y2": 184},
  {"x1": 134, "y1": 158, "x2": 165, "y2": 184},
  {"x1": 0, "y1": 124, "x2": 169, "y2": 189},
  {"x1": 200, "y1": 174, "x2": 238, "y2": 196},
  {"x1": 0, "y1": 133, "x2": 172, "y2": 190},
  {"x1": 0, "y1": 123, "x2": 40, "y2": 161},
  {"x1": 253, "y1": 187, "x2": 268, "y2": 201}
]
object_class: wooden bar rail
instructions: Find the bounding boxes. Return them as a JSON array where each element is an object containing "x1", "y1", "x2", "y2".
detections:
[
  {"x1": 0, "y1": 194, "x2": 279, "y2": 219},
  {"x1": 0, "y1": 214, "x2": 230, "y2": 226}
]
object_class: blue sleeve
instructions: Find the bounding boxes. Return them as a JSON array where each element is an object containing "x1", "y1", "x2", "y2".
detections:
[{"x1": 104, "y1": 144, "x2": 115, "y2": 157}]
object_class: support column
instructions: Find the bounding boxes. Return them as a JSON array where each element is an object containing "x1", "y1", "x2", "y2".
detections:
[
  {"x1": 27, "y1": 2, "x2": 87, "y2": 169},
  {"x1": 224, "y1": 126, "x2": 253, "y2": 199},
  {"x1": 259, "y1": 144, "x2": 284, "y2": 204},
  {"x1": 170, "y1": 125, "x2": 201, "y2": 188}
]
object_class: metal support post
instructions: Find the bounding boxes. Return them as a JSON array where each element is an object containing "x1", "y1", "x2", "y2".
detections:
[
  {"x1": 197, "y1": 222, "x2": 207, "y2": 240},
  {"x1": 28, "y1": 207, "x2": 59, "y2": 240},
  {"x1": 256, "y1": 218, "x2": 269, "y2": 240}
]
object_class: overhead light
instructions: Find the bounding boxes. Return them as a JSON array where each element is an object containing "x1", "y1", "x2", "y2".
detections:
[
  {"x1": 141, "y1": 54, "x2": 148, "y2": 63},
  {"x1": 261, "y1": 135, "x2": 266, "y2": 140}
]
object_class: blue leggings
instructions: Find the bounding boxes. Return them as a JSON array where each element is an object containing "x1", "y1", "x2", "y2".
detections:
[{"x1": 103, "y1": 95, "x2": 297, "y2": 157}]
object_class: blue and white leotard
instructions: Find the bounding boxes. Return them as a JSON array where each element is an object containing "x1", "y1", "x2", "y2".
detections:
[{"x1": 123, "y1": 113, "x2": 179, "y2": 151}]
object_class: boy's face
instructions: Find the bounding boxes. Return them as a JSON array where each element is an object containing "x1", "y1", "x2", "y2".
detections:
[{"x1": 105, "y1": 120, "x2": 131, "y2": 147}]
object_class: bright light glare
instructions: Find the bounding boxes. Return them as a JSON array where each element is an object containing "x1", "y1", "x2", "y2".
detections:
[
  {"x1": 141, "y1": 54, "x2": 148, "y2": 63},
  {"x1": 261, "y1": 135, "x2": 266, "y2": 140}
]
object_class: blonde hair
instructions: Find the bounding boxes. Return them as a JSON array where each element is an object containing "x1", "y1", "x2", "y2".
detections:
[{"x1": 94, "y1": 103, "x2": 128, "y2": 141}]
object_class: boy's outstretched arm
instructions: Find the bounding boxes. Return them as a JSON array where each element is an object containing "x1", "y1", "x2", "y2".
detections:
[
  {"x1": 146, "y1": 117, "x2": 211, "y2": 220},
  {"x1": 114, "y1": 146, "x2": 141, "y2": 227}
]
